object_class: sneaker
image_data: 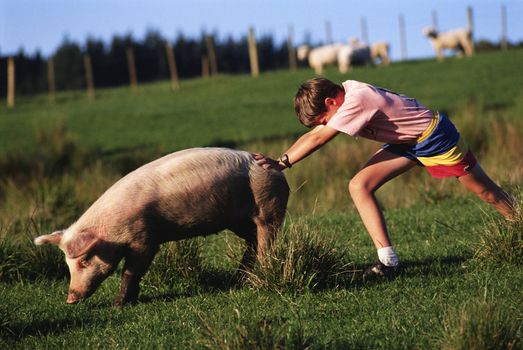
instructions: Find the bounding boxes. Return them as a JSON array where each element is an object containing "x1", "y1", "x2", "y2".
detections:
[{"x1": 363, "y1": 261, "x2": 400, "y2": 279}]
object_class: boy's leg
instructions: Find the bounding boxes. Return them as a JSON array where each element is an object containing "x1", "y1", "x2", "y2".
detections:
[
  {"x1": 349, "y1": 148, "x2": 417, "y2": 251},
  {"x1": 457, "y1": 163, "x2": 515, "y2": 219}
]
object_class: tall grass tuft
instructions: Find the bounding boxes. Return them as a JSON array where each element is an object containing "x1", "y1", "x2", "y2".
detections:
[
  {"x1": 0, "y1": 239, "x2": 68, "y2": 282},
  {"x1": 0, "y1": 121, "x2": 92, "y2": 185},
  {"x1": 474, "y1": 192, "x2": 523, "y2": 266},
  {"x1": 143, "y1": 239, "x2": 204, "y2": 291},
  {"x1": 0, "y1": 221, "x2": 69, "y2": 282},
  {"x1": 199, "y1": 310, "x2": 311, "y2": 350},
  {"x1": 244, "y1": 221, "x2": 354, "y2": 293},
  {"x1": 0, "y1": 229, "x2": 25, "y2": 282},
  {"x1": 437, "y1": 299, "x2": 522, "y2": 350}
]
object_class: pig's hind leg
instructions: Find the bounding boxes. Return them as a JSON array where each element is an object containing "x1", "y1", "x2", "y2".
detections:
[
  {"x1": 230, "y1": 220, "x2": 259, "y2": 273},
  {"x1": 240, "y1": 200, "x2": 287, "y2": 271},
  {"x1": 115, "y1": 246, "x2": 159, "y2": 306},
  {"x1": 253, "y1": 216, "x2": 281, "y2": 267},
  {"x1": 253, "y1": 191, "x2": 288, "y2": 266}
]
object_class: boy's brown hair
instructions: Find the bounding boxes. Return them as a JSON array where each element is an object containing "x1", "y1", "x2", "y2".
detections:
[{"x1": 294, "y1": 78, "x2": 344, "y2": 128}]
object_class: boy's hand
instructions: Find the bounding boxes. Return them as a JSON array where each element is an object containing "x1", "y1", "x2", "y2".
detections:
[{"x1": 253, "y1": 153, "x2": 286, "y2": 171}]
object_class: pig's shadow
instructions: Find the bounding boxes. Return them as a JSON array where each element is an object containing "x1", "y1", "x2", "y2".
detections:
[
  {"x1": 2, "y1": 316, "x2": 98, "y2": 342},
  {"x1": 139, "y1": 268, "x2": 240, "y2": 303}
]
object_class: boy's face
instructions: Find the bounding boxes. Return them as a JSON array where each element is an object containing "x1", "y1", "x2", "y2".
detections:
[{"x1": 314, "y1": 91, "x2": 345, "y2": 126}]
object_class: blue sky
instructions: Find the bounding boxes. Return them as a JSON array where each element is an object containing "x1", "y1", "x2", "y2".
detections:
[{"x1": 1, "y1": 0, "x2": 522, "y2": 61}]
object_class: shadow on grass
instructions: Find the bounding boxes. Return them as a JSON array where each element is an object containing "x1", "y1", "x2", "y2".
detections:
[
  {"x1": 1, "y1": 316, "x2": 97, "y2": 343},
  {"x1": 139, "y1": 254, "x2": 472, "y2": 303},
  {"x1": 347, "y1": 254, "x2": 471, "y2": 289},
  {"x1": 138, "y1": 268, "x2": 240, "y2": 304}
]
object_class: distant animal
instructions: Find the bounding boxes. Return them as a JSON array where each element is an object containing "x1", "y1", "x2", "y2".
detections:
[
  {"x1": 297, "y1": 43, "x2": 344, "y2": 75},
  {"x1": 422, "y1": 26, "x2": 474, "y2": 61},
  {"x1": 370, "y1": 41, "x2": 390, "y2": 66},
  {"x1": 34, "y1": 148, "x2": 289, "y2": 306},
  {"x1": 337, "y1": 38, "x2": 372, "y2": 73}
]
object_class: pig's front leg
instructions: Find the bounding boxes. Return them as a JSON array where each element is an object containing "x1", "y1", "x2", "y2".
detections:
[
  {"x1": 115, "y1": 248, "x2": 157, "y2": 306},
  {"x1": 115, "y1": 271, "x2": 141, "y2": 306}
]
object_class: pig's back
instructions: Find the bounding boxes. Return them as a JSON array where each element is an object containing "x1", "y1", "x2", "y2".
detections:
[{"x1": 75, "y1": 148, "x2": 281, "y2": 233}]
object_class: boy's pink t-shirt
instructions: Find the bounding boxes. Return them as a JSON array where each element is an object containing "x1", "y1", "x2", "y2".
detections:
[{"x1": 327, "y1": 80, "x2": 434, "y2": 143}]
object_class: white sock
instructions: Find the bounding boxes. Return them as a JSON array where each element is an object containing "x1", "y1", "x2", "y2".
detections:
[{"x1": 377, "y1": 246, "x2": 399, "y2": 267}]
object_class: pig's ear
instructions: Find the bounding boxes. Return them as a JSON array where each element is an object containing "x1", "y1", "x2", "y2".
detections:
[
  {"x1": 64, "y1": 230, "x2": 99, "y2": 258},
  {"x1": 34, "y1": 230, "x2": 64, "y2": 246}
]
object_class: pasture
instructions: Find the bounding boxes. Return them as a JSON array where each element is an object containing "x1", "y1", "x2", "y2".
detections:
[{"x1": 1, "y1": 50, "x2": 522, "y2": 349}]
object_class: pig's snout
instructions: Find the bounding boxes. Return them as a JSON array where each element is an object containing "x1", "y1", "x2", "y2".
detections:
[{"x1": 66, "y1": 290, "x2": 83, "y2": 304}]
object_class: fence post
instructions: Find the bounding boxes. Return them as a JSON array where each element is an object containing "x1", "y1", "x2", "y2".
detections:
[
  {"x1": 205, "y1": 35, "x2": 218, "y2": 78},
  {"x1": 165, "y1": 42, "x2": 180, "y2": 90},
  {"x1": 398, "y1": 14, "x2": 407, "y2": 60},
  {"x1": 47, "y1": 58, "x2": 56, "y2": 104},
  {"x1": 467, "y1": 6, "x2": 474, "y2": 53},
  {"x1": 288, "y1": 24, "x2": 297, "y2": 71},
  {"x1": 361, "y1": 17, "x2": 368, "y2": 43},
  {"x1": 432, "y1": 10, "x2": 438, "y2": 30},
  {"x1": 84, "y1": 54, "x2": 95, "y2": 101},
  {"x1": 501, "y1": 4, "x2": 508, "y2": 50},
  {"x1": 325, "y1": 21, "x2": 333, "y2": 44},
  {"x1": 7, "y1": 57, "x2": 15, "y2": 108},
  {"x1": 126, "y1": 47, "x2": 138, "y2": 95},
  {"x1": 467, "y1": 6, "x2": 474, "y2": 40},
  {"x1": 201, "y1": 55, "x2": 210, "y2": 78},
  {"x1": 248, "y1": 27, "x2": 259, "y2": 78}
]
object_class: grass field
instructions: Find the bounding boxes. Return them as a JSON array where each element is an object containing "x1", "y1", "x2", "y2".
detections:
[{"x1": 1, "y1": 50, "x2": 522, "y2": 349}]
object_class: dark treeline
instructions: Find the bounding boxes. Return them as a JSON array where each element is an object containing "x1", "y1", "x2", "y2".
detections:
[
  {"x1": 1, "y1": 30, "x2": 520, "y2": 98},
  {"x1": 0, "y1": 30, "x2": 298, "y2": 97}
]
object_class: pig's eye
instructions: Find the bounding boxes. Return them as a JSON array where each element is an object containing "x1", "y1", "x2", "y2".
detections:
[{"x1": 79, "y1": 256, "x2": 91, "y2": 268}]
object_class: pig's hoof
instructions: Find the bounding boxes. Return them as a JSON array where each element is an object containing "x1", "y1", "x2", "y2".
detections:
[{"x1": 114, "y1": 297, "x2": 138, "y2": 307}]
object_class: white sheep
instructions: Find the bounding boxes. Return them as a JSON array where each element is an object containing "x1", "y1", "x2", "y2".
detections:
[
  {"x1": 370, "y1": 41, "x2": 390, "y2": 66},
  {"x1": 337, "y1": 39, "x2": 372, "y2": 73},
  {"x1": 297, "y1": 43, "x2": 343, "y2": 75},
  {"x1": 422, "y1": 26, "x2": 474, "y2": 61}
]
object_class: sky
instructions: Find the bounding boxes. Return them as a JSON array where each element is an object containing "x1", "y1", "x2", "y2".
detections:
[{"x1": 1, "y1": 0, "x2": 522, "y2": 61}]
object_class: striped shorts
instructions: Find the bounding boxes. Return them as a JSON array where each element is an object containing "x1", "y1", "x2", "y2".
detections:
[{"x1": 383, "y1": 113, "x2": 477, "y2": 178}]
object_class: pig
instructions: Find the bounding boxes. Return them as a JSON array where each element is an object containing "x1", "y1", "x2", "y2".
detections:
[{"x1": 34, "y1": 147, "x2": 289, "y2": 306}]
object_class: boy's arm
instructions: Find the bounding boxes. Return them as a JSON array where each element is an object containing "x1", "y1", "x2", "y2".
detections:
[{"x1": 255, "y1": 125, "x2": 339, "y2": 170}]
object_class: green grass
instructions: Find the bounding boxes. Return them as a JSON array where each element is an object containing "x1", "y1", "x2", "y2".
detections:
[
  {"x1": 1, "y1": 50, "x2": 522, "y2": 156},
  {"x1": 1, "y1": 206, "x2": 522, "y2": 349},
  {"x1": 439, "y1": 298, "x2": 522, "y2": 350},
  {"x1": 1, "y1": 50, "x2": 523, "y2": 348}
]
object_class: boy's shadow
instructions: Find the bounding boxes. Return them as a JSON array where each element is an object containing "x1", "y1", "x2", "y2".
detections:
[
  {"x1": 141, "y1": 254, "x2": 471, "y2": 303},
  {"x1": 346, "y1": 254, "x2": 471, "y2": 289}
]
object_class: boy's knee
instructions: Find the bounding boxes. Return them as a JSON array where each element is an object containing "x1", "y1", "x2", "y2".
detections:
[
  {"x1": 348, "y1": 177, "x2": 372, "y2": 197},
  {"x1": 476, "y1": 187, "x2": 503, "y2": 205}
]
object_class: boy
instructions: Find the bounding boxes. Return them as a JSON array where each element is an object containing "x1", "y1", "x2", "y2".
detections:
[{"x1": 255, "y1": 78, "x2": 514, "y2": 277}]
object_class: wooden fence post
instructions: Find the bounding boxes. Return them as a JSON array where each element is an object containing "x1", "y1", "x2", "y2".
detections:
[
  {"x1": 47, "y1": 58, "x2": 56, "y2": 104},
  {"x1": 205, "y1": 35, "x2": 218, "y2": 78},
  {"x1": 288, "y1": 24, "x2": 297, "y2": 71},
  {"x1": 467, "y1": 6, "x2": 474, "y2": 40},
  {"x1": 432, "y1": 10, "x2": 438, "y2": 30},
  {"x1": 501, "y1": 4, "x2": 508, "y2": 50},
  {"x1": 398, "y1": 14, "x2": 408, "y2": 60},
  {"x1": 165, "y1": 42, "x2": 180, "y2": 90},
  {"x1": 248, "y1": 27, "x2": 259, "y2": 78},
  {"x1": 325, "y1": 21, "x2": 333, "y2": 44},
  {"x1": 84, "y1": 54, "x2": 95, "y2": 101},
  {"x1": 7, "y1": 57, "x2": 15, "y2": 108},
  {"x1": 201, "y1": 55, "x2": 210, "y2": 78},
  {"x1": 361, "y1": 17, "x2": 368, "y2": 43},
  {"x1": 126, "y1": 47, "x2": 138, "y2": 95}
]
